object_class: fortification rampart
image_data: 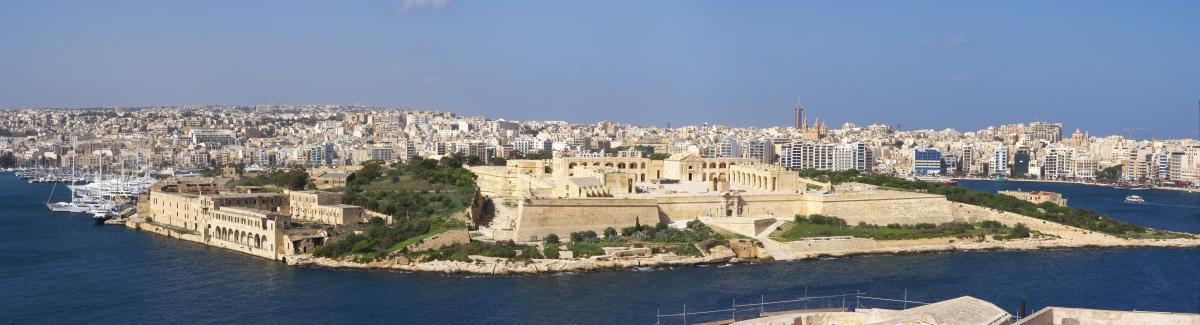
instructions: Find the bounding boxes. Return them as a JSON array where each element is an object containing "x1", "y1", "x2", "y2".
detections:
[
  {"x1": 654, "y1": 193, "x2": 806, "y2": 222},
  {"x1": 514, "y1": 198, "x2": 658, "y2": 242},
  {"x1": 778, "y1": 237, "x2": 957, "y2": 255},
  {"x1": 805, "y1": 191, "x2": 959, "y2": 225}
]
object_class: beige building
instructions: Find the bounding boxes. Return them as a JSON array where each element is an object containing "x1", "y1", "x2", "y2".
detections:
[
  {"x1": 550, "y1": 153, "x2": 758, "y2": 183},
  {"x1": 146, "y1": 180, "x2": 286, "y2": 232},
  {"x1": 728, "y1": 164, "x2": 801, "y2": 192},
  {"x1": 141, "y1": 179, "x2": 366, "y2": 261},
  {"x1": 310, "y1": 172, "x2": 352, "y2": 189},
  {"x1": 207, "y1": 207, "x2": 290, "y2": 259},
  {"x1": 474, "y1": 154, "x2": 1047, "y2": 244},
  {"x1": 999, "y1": 190, "x2": 1068, "y2": 207},
  {"x1": 287, "y1": 190, "x2": 365, "y2": 225},
  {"x1": 661, "y1": 153, "x2": 758, "y2": 183}
]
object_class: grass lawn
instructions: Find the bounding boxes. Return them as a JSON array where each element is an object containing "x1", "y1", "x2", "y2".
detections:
[
  {"x1": 361, "y1": 176, "x2": 449, "y2": 192},
  {"x1": 771, "y1": 221, "x2": 1015, "y2": 241},
  {"x1": 387, "y1": 228, "x2": 449, "y2": 253}
]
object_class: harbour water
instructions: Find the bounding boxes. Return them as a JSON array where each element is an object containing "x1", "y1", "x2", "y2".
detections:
[
  {"x1": 955, "y1": 179, "x2": 1200, "y2": 234},
  {"x1": 2, "y1": 174, "x2": 1198, "y2": 324}
]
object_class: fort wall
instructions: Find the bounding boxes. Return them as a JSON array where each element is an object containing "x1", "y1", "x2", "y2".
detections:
[
  {"x1": 514, "y1": 198, "x2": 658, "y2": 242},
  {"x1": 806, "y1": 192, "x2": 960, "y2": 225}
]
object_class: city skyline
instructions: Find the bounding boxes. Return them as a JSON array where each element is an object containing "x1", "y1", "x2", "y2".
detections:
[
  {"x1": 2, "y1": 1, "x2": 1199, "y2": 138},
  {"x1": 5, "y1": 2, "x2": 1200, "y2": 324},
  {"x1": 2, "y1": 104, "x2": 1191, "y2": 142}
]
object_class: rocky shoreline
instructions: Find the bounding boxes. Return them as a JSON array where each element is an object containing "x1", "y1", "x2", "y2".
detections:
[
  {"x1": 284, "y1": 236, "x2": 1200, "y2": 276},
  {"x1": 287, "y1": 249, "x2": 740, "y2": 275}
]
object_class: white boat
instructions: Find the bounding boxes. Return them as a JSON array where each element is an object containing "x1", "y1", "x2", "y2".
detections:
[
  {"x1": 912, "y1": 175, "x2": 958, "y2": 185},
  {"x1": 46, "y1": 201, "x2": 89, "y2": 213},
  {"x1": 1124, "y1": 195, "x2": 1145, "y2": 204},
  {"x1": 45, "y1": 159, "x2": 153, "y2": 215}
]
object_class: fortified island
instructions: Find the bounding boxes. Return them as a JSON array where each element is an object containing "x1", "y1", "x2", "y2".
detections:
[
  {"x1": 124, "y1": 152, "x2": 1199, "y2": 275},
  {"x1": 3, "y1": 105, "x2": 1197, "y2": 275}
]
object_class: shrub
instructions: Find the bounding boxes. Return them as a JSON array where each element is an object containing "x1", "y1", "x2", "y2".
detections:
[
  {"x1": 980, "y1": 220, "x2": 1004, "y2": 229},
  {"x1": 543, "y1": 233, "x2": 560, "y2": 245},
  {"x1": 603, "y1": 227, "x2": 618, "y2": 238},
  {"x1": 1010, "y1": 223, "x2": 1031, "y2": 239},
  {"x1": 568, "y1": 242, "x2": 605, "y2": 257},
  {"x1": 543, "y1": 245, "x2": 560, "y2": 259},
  {"x1": 913, "y1": 223, "x2": 937, "y2": 230},
  {"x1": 803, "y1": 214, "x2": 847, "y2": 226},
  {"x1": 570, "y1": 230, "x2": 599, "y2": 243}
]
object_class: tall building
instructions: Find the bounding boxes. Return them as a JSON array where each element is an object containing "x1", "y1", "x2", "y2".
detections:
[
  {"x1": 992, "y1": 147, "x2": 1009, "y2": 176},
  {"x1": 834, "y1": 143, "x2": 873, "y2": 172},
  {"x1": 793, "y1": 103, "x2": 804, "y2": 129},
  {"x1": 1026, "y1": 122, "x2": 1063, "y2": 143},
  {"x1": 369, "y1": 147, "x2": 394, "y2": 162},
  {"x1": 912, "y1": 148, "x2": 943, "y2": 176},
  {"x1": 1011, "y1": 148, "x2": 1030, "y2": 177},
  {"x1": 189, "y1": 129, "x2": 237, "y2": 148},
  {"x1": 513, "y1": 138, "x2": 540, "y2": 154},
  {"x1": 1042, "y1": 145, "x2": 1073, "y2": 180},
  {"x1": 960, "y1": 147, "x2": 976, "y2": 175},
  {"x1": 744, "y1": 139, "x2": 776, "y2": 164},
  {"x1": 717, "y1": 137, "x2": 743, "y2": 158},
  {"x1": 307, "y1": 146, "x2": 324, "y2": 167},
  {"x1": 779, "y1": 141, "x2": 834, "y2": 171}
]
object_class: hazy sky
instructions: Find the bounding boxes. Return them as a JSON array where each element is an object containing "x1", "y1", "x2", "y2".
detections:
[{"x1": 2, "y1": 1, "x2": 1198, "y2": 138}]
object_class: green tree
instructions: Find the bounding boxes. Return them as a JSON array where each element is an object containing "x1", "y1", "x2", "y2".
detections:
[
  {"x1": 1010, "y1": 223, "x2": 1031, "y2": 239},
  {"x1": 543, "y1": 233, "x2": 560, "y2": 245},
  {"x1": 1096, "y1": 165, "x2": 1123, "y2": 183},
  {"x1": 0, "y1": 152, "x2": 16, "y2": 168},
  {"x1": 267, "y1": 168, "x2": 309, "y2": 190},
  {"x1": 603, "y1": 227, "x2": 618, "y2": 238}
]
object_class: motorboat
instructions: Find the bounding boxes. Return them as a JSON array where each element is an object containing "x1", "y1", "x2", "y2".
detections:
[{"x1": 1124, "y1": 195, "x2": 1145, "y2": 204}]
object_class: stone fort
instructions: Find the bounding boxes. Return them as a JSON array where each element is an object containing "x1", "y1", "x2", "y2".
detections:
[{"x1": 470, "y1": 153, "x2": 981, "y2": 243}]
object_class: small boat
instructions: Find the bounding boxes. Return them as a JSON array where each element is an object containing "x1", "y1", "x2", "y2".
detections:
[
  {"x1": 92, "y1": 211, "x2": 114, "y2": 225},
  {"x1": 914, "y1": 176, "x2": 956, "y2": 185},
  {"x1": 1124, "y1": 195, "x2": 1145, "y2": 204}
]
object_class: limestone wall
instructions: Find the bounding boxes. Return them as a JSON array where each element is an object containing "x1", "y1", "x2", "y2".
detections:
[
  {"x1": 1016, "y1": 307, "x2": 1200, "y2": 325},
  {"x1": 654, "y1": 194, "x2": 806, "y2": 222},
  {"x1": 514, "y1": 198, "x2": 658, "y2": 242},
  {"x1": 780, "y1": 236, "x2": 957, "y2": 253},
  {"x1": 206, "y1": 235, "x2": 280, "y2": 260},
  {"x1": 406, "y1": 229, "x2": 470, "y2": 252},
  {"x1": 803, "y1": 190, "x2": 1111, "y2": 240},
  {"x1": 806, "y1": 191, "x2": 960, "y2": 225},
  {"x1": 470, "y1": 165, "x2": 554, "y2": 198},
  {"x1": 127, "y1": 220, "x2": 204, "y2": 244},
  {"x1": 948, "y1": 203, "x2": 1114, "y2": 240}
]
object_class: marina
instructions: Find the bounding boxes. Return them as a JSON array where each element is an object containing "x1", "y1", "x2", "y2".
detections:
[{"x1": 15, "y1": 167, "x2": 156, "y2": 224}]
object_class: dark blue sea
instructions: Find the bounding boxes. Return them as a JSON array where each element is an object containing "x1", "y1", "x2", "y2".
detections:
[{"x1": 2, "y1": 175, "x2": 1198, "y2": 324}]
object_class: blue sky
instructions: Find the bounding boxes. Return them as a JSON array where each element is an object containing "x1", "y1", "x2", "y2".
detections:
[{"x1": 1, "y1": 0, "x2": 1197, "y2": 138}]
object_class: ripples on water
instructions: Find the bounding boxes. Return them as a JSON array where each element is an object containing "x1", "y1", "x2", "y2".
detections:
[
  {"x1": 1, "y1": 175, "x2": 1198, "y2": 324},
  {"x1": 957, "y1": 179, "x2": 1200, "y2": 233}
]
